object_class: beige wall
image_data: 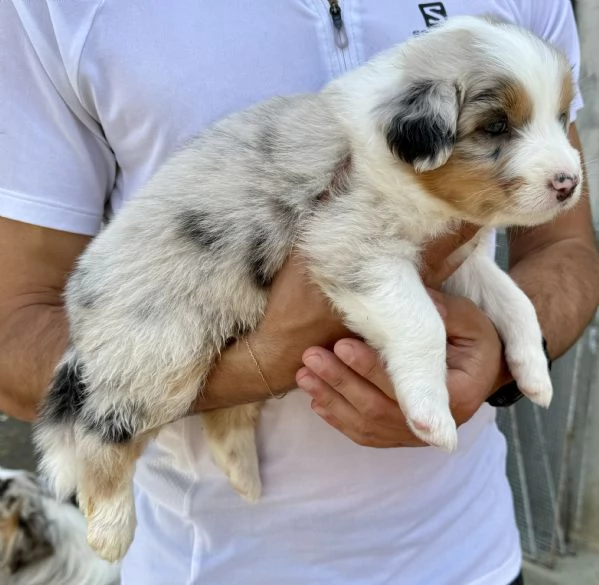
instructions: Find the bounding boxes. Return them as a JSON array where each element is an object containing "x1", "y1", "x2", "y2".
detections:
[{"x1": 573, "y1": 0, "x2": 599, "y2": 550}]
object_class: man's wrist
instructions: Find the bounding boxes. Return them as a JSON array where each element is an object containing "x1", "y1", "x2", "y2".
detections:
[
  {"x1": 249, "y1": 329, "x2": 304, "y2": 394},
  {"x1": 194, "y1": 331, "x2": 297, "y2": 413}
]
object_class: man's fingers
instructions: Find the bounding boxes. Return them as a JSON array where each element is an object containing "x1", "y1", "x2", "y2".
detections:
[
  {"x1": 299, "y1": 345, "x2": 397, "y2": 414},
  {"x1": 296, "y1": 364, "x2": 367, "y2": 430},
  {"x1": 332, "y1": 339, "x2": 396, "y2": 400},
  {"x1": 297, "y1": 347, "x2": 429, "y2": 448}
]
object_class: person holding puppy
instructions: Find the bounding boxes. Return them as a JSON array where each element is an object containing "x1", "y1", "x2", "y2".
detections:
[{"x1": 0, "y1": 1, "x2": 597, "y2": 584}]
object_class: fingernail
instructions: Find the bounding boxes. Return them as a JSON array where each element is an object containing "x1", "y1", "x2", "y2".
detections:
[
  {"x1": 335, "y1": 342, "x2": 354, "y2": 364},
  {"x1": 296, "y1": 373, "x2": 315, "y2": 392},
  {"x1": 303, "y1": 354, "x2": 322, "y2": 371}
]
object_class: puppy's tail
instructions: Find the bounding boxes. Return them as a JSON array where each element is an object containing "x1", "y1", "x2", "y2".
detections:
[{"x1": 33, "y1": 348, "x2": 83, "y2": 500}]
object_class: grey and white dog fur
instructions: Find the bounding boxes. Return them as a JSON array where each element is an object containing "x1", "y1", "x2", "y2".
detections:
[
  {"x1": 34, "y1": 16, "x2": 582, "y2": 562},
  {"x1": 0, "y1": 468, "x2": 120, "y2": 585}
]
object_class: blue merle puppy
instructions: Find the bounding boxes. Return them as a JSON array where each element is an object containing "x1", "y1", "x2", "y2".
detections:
[{"x1": 34, "y1": 16, "x2": 581, "y2": 561}]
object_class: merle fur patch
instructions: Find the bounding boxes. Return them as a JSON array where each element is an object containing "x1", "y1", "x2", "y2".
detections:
[
  {"x1": 272, "y1": 197, "x2": 302, "y2": 229},
  {"x1": 177, "y1": 210, "x2": 221, "y2": 249},
  {"x1": 247, "y1": 228, "x2": 275, "y2": 288},
  {"x1": 68, "y1": 268, "x2": 100, "y2": 310},
  {"x1": 41, "y1": 361, "x2": 87, "y2": 424},
  {"x1": 82, "y1": 408, "x2": 139, "y2": 445}
]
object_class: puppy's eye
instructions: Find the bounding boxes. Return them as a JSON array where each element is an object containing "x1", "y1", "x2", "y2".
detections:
[
  {"x1": 483, "y1": 118, "x2": 509, "y2": 135},
  {"x1": 559, "y1": 112, "x2": 568, "y2": 129}
]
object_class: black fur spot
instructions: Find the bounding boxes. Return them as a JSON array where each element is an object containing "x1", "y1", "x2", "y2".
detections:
[
  {"x1": 79, "y1": 292, "x2": 98, "y2": 309},
  {"x1": 386, "y1": 113, "x2": 455, "y2": 165},
  {"x1": 384, "y1": 81, "x2": 457, "y2": 165},
  {"x1": 100, "y1": 421, "x2": 134, "y2": 444},
  {"x1": 224, "y1": 321, "x2": 253, "y2": 347},
  {"x1": 177, "y1": 210, "x2": 221, "y2": 249},
  {"x1": 248, "y1": 228, "x2": 275, "y2": 288},
  {"x1": 83, "y1": 408, "x2": 138, "y2": 444},
  {"x1": 43, "y1": 361, "x2": 86, "y2": 423},
  {"x1": 232, "y1": 321, "x2": 252, "y2": 339},
  {"x1": 403, "y1": 80, "x2": 435, "y2": 106},
  {"x1": 75, "y1": 287, "x2": 100, "y2": 310}
]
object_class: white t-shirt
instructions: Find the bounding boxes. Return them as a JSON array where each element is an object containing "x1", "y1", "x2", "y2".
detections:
[{"x1": 0, "y1": 1, "x2": 583, "y2": 584}]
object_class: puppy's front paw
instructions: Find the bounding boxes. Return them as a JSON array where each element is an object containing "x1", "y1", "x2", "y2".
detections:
[
  {"x1": 507, "y1": 348, "x2": 553, "y2": 408},
  {"x1": 401, "y1": 387, "x2": 458, "y2": 451}
]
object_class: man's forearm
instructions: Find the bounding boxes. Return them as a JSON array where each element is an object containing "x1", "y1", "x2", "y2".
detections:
[
  {"x1": 0, "y1": 304, "x2": 68, "y2": 421},
  {"x1": 509, "y1": 239, "x2": 599, "y2": 359}
]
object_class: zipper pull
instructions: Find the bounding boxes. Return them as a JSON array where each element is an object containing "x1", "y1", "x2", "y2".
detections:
[{"x1": 328, "y1": 1, "x2": 348, "y2": 49}]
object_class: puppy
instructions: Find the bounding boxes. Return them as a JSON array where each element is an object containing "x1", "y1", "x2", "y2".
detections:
[
  {"x1": 34, "y1": 15, "x2": 582, "y2": 562},
  {"x1": 0, "y1": 468, "x2": 120, "y2": 585}
]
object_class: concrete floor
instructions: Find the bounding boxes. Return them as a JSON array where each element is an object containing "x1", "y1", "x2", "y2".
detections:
[
  {"x1": 0, "y1": 414, "x2": 36, "y2": 472},
  {"x1": 523, "y1": 552, "x2": 599, "y2": 585}
]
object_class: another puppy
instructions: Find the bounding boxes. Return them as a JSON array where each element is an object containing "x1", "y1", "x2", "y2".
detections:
[
  {"x1": 34, "y1": 16, "x2": 582, "y2": 561},
  {"x1": 0, "y1": 468, "x2": 120, "y2": 585}
]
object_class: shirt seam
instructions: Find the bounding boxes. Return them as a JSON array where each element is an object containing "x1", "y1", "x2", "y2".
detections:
[{"x1": 0, "y1": 186, "x2": 103, "y2": 219}]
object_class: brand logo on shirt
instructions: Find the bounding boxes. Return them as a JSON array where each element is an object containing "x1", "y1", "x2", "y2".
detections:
[{"x1": 418, "y1": 2, "x2": 447, "y2": 27}]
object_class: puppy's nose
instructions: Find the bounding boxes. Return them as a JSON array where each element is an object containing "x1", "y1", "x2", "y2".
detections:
[{"x1": 551, "y1": 172, "x2": 579, "y2": 202}]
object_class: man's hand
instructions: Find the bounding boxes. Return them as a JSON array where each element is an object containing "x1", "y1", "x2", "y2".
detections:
[{"x1": 295, "y1": 291, "x2": 508, "y2": 448}]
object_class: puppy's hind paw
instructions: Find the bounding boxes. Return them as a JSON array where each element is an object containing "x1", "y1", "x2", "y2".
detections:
[
  {"x1": 209, "y1": 438, "x2": 262, "y2": 502},
  {"x1": 85, "y1": 498, "x2": 136, "y2": 563},
  {"x1": 224, "y1": 449, "x2": 262, "y2": 503},
  {"x1": 229, "y1": 466, "x2": 262, "y2": 503}
]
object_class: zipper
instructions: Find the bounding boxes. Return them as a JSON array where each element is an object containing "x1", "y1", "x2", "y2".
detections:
[{"x1": 327, "y1": 0, "x2": 348, "y2": 49}]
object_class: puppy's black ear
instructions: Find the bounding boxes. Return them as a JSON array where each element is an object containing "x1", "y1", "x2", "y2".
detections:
[
  {"x1": 378, "y1": 80, "x2": 461, "y2": 172},
  {"x1": 0, "y1": 479, "x2": 53, "y2": 574}
]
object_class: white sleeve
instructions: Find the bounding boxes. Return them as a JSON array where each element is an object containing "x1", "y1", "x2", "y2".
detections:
[
  {"x1": 0, "y1": 1, "x2": 115, "y2": 236},
  {"x1": 519, "y1": 0, "x2": 584, "y2": 120}
]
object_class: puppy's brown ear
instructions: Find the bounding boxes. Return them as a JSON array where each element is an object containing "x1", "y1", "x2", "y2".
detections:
[
  {"x1": 378, "y1": 80, "x2": 461, "y2": 173},
  {"x1": 0, "y1": 478, "x2": 53, "y2": 574}
]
